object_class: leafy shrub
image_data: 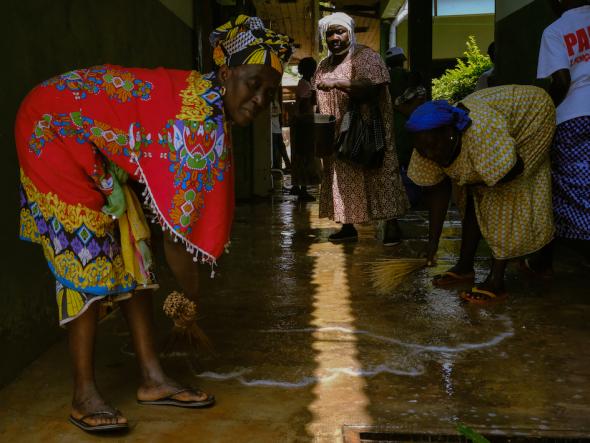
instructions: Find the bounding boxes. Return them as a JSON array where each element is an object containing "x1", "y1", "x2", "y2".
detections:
[{"x1": 432, "y1": 36, "x2": 493, "y2": 102}]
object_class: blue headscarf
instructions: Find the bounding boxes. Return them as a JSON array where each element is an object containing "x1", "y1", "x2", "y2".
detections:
[{"x1": 406, "y1": 100, "x2": 471, "y2": 132}]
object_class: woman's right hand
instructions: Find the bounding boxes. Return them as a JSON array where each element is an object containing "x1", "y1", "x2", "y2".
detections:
[
  {"x1": 424, "y1": 178, "x2": 452, "y2": 268},
  {"x1": 316, "y1": 78, "x2": 340, "y2": 91}
]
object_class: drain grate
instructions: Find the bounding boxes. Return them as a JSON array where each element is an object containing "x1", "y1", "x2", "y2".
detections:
[{"x1": 342, "y1": 427, "x2": 590, "y2": 443}]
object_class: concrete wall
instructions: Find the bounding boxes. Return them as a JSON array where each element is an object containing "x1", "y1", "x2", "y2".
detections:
[
  {"x1": 0, "y1": 0, "x2": 195, "y2": 388},
  {"x1": 395, "y1": 14, "x2": 494, "y2": 60},
  {"x1": 159, "y1": 0, "x2": 195, "y2": 28},
  {"x1": 396, "y1": 19, "x2": 409, "y2": 60},
  {"x1": 494, "y1": 0, "x2": 556, "y2": 85},
  {"x1": 252, "y1": 109, "x2": 272, "y2": 197},
  {"x1": 495, "y1": 0, "x2": 534, "y2": 21},
  {"x1": 433, "y1": 14, "x2": 494, "y2": 59}
]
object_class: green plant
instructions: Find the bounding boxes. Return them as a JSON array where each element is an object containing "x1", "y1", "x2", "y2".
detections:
[
  {"x1": 457, "y1": 424, "x2": 490, "y2": 443},
  {"x1": 432, "y1": 36, "x2": 493, "y2": 102}
]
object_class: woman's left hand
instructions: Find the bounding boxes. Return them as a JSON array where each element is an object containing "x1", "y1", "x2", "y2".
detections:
[{"x1": 317, "y1": 79, "x2": 340, "y2": 91}]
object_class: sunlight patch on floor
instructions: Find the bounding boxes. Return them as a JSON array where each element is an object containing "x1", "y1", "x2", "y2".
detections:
[{"x1": 306, "y1": 240, "x2": 372, "y2": 439}]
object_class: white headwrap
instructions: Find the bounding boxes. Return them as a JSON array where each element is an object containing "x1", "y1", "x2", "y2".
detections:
[{"x1": 318, "y1": 12, "x2": 356, "y2": 55}]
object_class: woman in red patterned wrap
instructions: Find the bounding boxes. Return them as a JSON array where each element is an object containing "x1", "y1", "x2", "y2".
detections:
[{"x1": 15, "y1": 15, "x2": 292, "y2": 433}]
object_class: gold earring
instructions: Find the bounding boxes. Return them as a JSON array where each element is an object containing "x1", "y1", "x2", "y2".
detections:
[{"x1": 219, "y1": 86, "x2": 226, "y2": 96}]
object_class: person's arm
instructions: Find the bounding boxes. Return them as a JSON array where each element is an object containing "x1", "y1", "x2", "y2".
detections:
[
  {"x1": 163, "y1": 233, "x2": 199, "y2": 301},
  {"x1": 549, "y1": 68, "x2": 571, "y2": 106},
  {"x1": 468, "y1": 154, "x2": 525, "y2": 187},
  {"x1": 537, "y1": 26, "x2": 570, "y2": 106},
  {"x1": 497, "y1": 155, "x2": 524, "y2": 184},
  {"x1": 425, "y1": 177, "x2": 452, "y2": 265},
  {"x1": 316, "y1": 78, "x2": 384, "y2": 101},
  {"x1": 467, "y1": 110, "x2": 524, "y2": 187}
]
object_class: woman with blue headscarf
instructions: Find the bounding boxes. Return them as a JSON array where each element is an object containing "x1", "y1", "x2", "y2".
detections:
[{"x1": 406, "y1": 85, "x2": 555, "y2": 302}]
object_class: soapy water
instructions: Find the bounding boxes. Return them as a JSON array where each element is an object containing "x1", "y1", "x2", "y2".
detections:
[
  {"x1": 193, "y1": 365, "x2": 422, "y2": 388},
  {"x1": 263, "y1": 316, "x2": 514, "y2": 354},
  {"x1": 190, "y1": 315, "x2": 514, "y2": 388}
]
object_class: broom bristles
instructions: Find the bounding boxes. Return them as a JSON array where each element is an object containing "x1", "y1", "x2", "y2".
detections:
[
  {"x1": 369, "y1": 258, "x2": 426, "y2": 295},
  {"x1": 163, "y1": 322, "x2": 215, "y2": 356}
]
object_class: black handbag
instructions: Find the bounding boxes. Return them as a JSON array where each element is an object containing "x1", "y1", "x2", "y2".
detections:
[{"x1": 335, "y1": 100, "x2": 385, "y2": 169}]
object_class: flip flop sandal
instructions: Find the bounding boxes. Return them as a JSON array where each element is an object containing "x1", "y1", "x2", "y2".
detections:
[
  {"x1": 432, "y1": 271, "x2": 475, "y2": 287},
  {"x1": 69, "y1": 411, "x2": 129, "y2": 433},
  {"x1": 137, "y1": 388, "x2": 215, "y2": 408},
  {"x1": 460, "y1": 287, "x2": 508, "y2": 304}
]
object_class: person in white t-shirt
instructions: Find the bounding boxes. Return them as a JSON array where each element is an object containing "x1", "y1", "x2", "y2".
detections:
[{"x1": 531, "y1": 0, "x2": 590, "y2": 273}]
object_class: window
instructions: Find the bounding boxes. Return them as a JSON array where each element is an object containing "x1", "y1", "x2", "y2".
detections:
[{"x1": 433, "y1": 0, "x2": 494, "y2": 16}]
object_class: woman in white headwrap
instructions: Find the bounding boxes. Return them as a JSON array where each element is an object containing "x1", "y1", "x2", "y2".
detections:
[{"x1": 313, "y1": 13, "x2": 408, "y2": 244}]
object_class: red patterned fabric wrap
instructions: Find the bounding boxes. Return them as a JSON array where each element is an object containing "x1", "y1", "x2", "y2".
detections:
[{"x1": 16, "y1": 65, "x2": 234, "y2": 274}]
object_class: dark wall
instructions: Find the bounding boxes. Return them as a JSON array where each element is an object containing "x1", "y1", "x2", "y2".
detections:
[
  {"x1": 0, "y1": 0, "x2": 195, "y2": 388},
  {"x1": 495, "y1": 0, "x2": 557, "y2": 85},
  {"x1": 408, "y1": 0, "x2": 434, "y2": 90}
]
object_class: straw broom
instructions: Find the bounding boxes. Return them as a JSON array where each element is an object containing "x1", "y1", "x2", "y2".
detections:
[
  {"x1": 369, "y1": 258, "x2": 428, "y2": 295},
  {"x1": 162, "y1": 291, "x2": 214, "y2": 355}
]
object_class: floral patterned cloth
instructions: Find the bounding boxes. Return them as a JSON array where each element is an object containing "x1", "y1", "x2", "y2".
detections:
[
  {"x1": 313, "y1": 45, "x2": 408, "y2": 224},
  {"x1": 16, "y1": 65, "x2": 233, "y2": 324}
]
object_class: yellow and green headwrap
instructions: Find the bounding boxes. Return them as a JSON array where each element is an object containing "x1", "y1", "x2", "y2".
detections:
[{"x1": 209, "y1": 15, "x2": 293, "y2": 74}]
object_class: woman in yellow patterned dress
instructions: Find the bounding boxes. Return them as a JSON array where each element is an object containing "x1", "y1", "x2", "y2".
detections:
[{"x1": 406, "y1": 85, "x2": 555, "y2": 302}]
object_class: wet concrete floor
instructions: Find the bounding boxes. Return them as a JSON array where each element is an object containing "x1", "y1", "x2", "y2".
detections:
[{"x1": 1, "y1": 186, "x2": 590, "y2": 442}]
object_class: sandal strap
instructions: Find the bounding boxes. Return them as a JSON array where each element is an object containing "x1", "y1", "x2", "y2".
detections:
[
  {"x1": 168, "y1": 388, "x2": 192, "y2": 398},
  {"x1": 442, "y1": 271, "x2": 463, "y2": 279},
  {"x1": 79, "y1": 410, "x2": 120, "y2": 421},
  {"x1": 167, "y1": 387, "x2": 208, "y2": 399},
  {"x1": 469, "y1": 287, "x2": 498, "y2": 299}
]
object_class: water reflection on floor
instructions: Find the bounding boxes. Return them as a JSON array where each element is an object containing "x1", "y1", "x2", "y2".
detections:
[
  {"x1": 195, "y1": 187, "x2": 590, "y2": 440},
  {"x1": 0, "y1": 186, "x2": 589, "y2": 442}
]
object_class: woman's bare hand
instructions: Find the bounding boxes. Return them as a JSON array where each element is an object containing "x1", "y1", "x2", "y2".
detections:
[{"x1": 316, "y1": 78, "x2": 340, "y2": 90}]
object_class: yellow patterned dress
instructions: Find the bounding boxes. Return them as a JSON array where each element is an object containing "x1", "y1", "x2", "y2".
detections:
[{"x1": 408, "y1": 85, "x2": 555, "y2": 259}]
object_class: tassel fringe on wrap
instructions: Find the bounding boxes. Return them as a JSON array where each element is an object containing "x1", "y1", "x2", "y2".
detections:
[{"x1": 132, "y1": 155, "x2": 227, "y2": 279}]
